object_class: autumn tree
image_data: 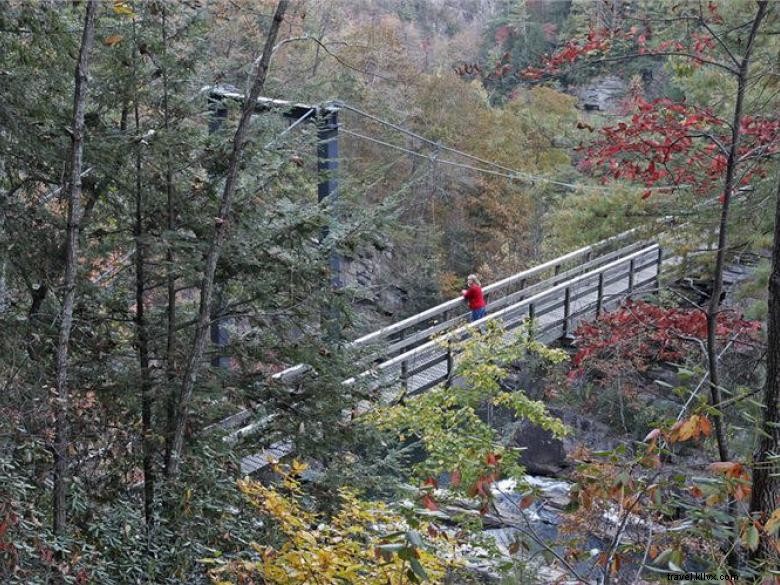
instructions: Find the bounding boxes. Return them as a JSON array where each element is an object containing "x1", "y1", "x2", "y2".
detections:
[{"x1": 527, "y1": 0, "x2": 776, "y2": 462}]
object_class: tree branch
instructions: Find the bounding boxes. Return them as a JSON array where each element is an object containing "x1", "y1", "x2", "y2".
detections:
[{"x1": 271, "y1": 34, "x2": 405, "y2": 84}]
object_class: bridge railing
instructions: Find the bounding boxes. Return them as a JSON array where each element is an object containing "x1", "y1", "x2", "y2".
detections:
[
  {"x1": 354, "y1": 243, "x2": 661, "y2": 396},
  {"x1": 273, "y1": 229, "x2": 643, "y2": 385},
  {"x1": 237, "y1": 242, "x2": 662, "y2": 473},
  {"x1": 214, "y1": 231, "x2": 650, "y2": 441}
]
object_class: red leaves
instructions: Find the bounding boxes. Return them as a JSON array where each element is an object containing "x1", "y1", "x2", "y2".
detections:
[
  {"x1": 494, "y1": 25, "x2": 513, "y2": 46},
  {"x1": 522, "y1": 28, "x2": 611, "y2": 80},
  {"x1": 708, "y1": 461, "x2": 747, "y2": 479},
  {"x1": 464, "y1": 452, "x2": 503, "y2": 515},
  {"x1": 691, "y1": 33, "x2": 716, "y2": 56},
  {"x1": 569, "y1": 300, "x2": 759, "y2": 381},
  {"x1": 467, "y1": 477, "x2": 489, "y2": 498},
  {"x1": 707, "y1": 1, "x2": 724, "y2": 24},
  {"x1": 37, "y1": 543, "x2": 54, "y2": 566},
  {"x1": 420, "y1": 477, "x2": 439, "y2": 510},
  {"x1": 519, "y1": 494, "x2": 534, "y2": 510},
  {"x1": 421, "y1": 494, "x2": 439, "y2": 511},
  {"x1": 579, "y1": 96, "x2": 778, "y2": 196},
  {"x1": 0, "y1": 509, "x2": 20, "y2": 568}
]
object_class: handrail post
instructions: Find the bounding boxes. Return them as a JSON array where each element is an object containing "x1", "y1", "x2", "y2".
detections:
[
  {"x1": 596, "y1": 272, "x2": 604, "y2": 317},
  {"x1": 552, "y1": 264, "x2": 562, "y2": 286},
  {"x1": 655, "y1": 247, "x2": 663, "y2": 290},
  {"x1": 563, "y1": 287, "x2": 571, "y2": 337},
  {"x1": 628, "y1": 258, "x2": 635, "y2": 295},
  {"x1": 400, "y1": 330, "x2": 408, "y2": 391},
  {"x1": 445, "y1": 340, "x2": 453, "y2": 388}
]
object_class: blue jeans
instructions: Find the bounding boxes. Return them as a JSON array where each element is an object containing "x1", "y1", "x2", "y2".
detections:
[{"x1": 471, "y1": 307, "x2": 486, "y2": 322}]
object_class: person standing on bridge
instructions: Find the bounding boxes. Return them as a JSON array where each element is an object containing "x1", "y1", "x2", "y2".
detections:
[{"x1": 462, "y1": 274, "x2": 487, "y2": 322}]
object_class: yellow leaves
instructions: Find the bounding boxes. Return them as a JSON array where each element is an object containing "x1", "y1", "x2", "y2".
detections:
[
  {"x1": 223, "y1": 471, "x2": 449, "y2": 584},
  {"x1": 102, "y1": 34, "x2": 123, "y2": 47},
  {"x1": 668, "y1": 414, "x2": 713, "y2": 443},
  {"x1": 113, "y1": 1, "x2": 135, "y2": 16},
  {"x1": 238, "y1": 477, "x2": 312, "y2": 533},
  {"x1": 765, "y1": 508, "x2": 780, "y2": 537},
  {"x1": 290, "y1": 458, "x2": 308, "y2": 475},
  {"x1": 104, "y1": 1, "x2": 133, "y2": 45}
]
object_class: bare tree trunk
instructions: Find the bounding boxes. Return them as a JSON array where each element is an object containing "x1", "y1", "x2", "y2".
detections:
[
  {"x1": 132, "y1": 23, "x2": 155, "y2": 532},
  {"x1": 0, "y1": 127, "x2": 7, "y2": 314},
  {"x1": 52, "y1": 0, "x2": 97, "y2": 536},
  {"x1": 161, "y1": 5, "x2": 179, "y2": 473},
  {"x1": 165, "y1": 0, "x2": 289, "y2": 478},
  {"x1": 749, "y1": 177, "x2": 780, "y2": 564},
  {"x1": 705, "y1": 0, "x2": 767, "y2": 464}
]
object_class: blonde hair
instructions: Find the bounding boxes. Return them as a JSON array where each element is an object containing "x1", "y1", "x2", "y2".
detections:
[{"x1": 467, "y1": 274, "x2": 480, "y2": 286}]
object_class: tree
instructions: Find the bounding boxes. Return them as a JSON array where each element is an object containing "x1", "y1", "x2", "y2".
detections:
[
  {"x1": 130, "y1": 14, "x2": 154, "y2": 531},
  {"x1": 166, "y1": 0, "x2": 290, "y2": 478},
  {"x1": 749, "y1": 177, "x2": 780, "y2": 564},
  {"x1": 52, "y1": 0, "x2": 97, "y2": 536},
  {"x1": 703, "y1": 1, "x2": 769, "y2": 463}
]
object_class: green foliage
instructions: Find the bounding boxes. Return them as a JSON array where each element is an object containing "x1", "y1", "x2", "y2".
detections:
[
  {"x1": 0, "y1": 447, "x2": 260, "y2": 584},
  {"x1": 370, "y1": 321, "x2": 567, "y2": 488},
  {"x1": 738, "y1": 259, "x2": 770, "y2": 321},
  {"x1": 544, "y1": 186, "x2": 655, "y2": 254},
  {"x1": 480, "y1": 0, "x2": 571, "y2": 101},
  {"x1": 1, "y1": 0, "x2": 777, "y2": 582}
]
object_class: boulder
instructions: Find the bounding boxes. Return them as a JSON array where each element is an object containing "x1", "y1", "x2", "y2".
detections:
[{"x1": 509, "y1": 420, "x2": 568, "y2": 477}]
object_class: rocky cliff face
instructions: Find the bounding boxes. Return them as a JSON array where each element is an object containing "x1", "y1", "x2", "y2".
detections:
[
  {"x1": 571, "y1": 74, "x2": 627, "y2": 113},
  {"x1": 341, "y1": 247, "x2": 409, "y2": 332}
]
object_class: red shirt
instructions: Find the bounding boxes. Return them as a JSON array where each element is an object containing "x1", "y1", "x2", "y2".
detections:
[{"x1": 463, "y1": 284, "x2": 486, "y2": 310}]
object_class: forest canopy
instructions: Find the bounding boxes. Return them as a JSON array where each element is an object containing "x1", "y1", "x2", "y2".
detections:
[{"x1": 0, "y1": 1, "x2": 778, "y2": 583}]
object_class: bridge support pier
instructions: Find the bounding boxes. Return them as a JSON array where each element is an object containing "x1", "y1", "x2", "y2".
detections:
[
  {"x1": 208, "y1": 95, "x2": 230, "y2": 368},
  {"x1": 317, "y1": 108, "x2": 342, "y2": 341}
]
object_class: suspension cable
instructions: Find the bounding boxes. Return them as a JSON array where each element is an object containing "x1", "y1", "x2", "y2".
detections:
[{"x1": 340, "y1": 102, "x2": 677, "y2": 193}]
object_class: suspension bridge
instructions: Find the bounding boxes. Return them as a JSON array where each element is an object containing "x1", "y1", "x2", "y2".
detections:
[{"x1": 201, "y1": 88, "x2": 668, "y2": 474}]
